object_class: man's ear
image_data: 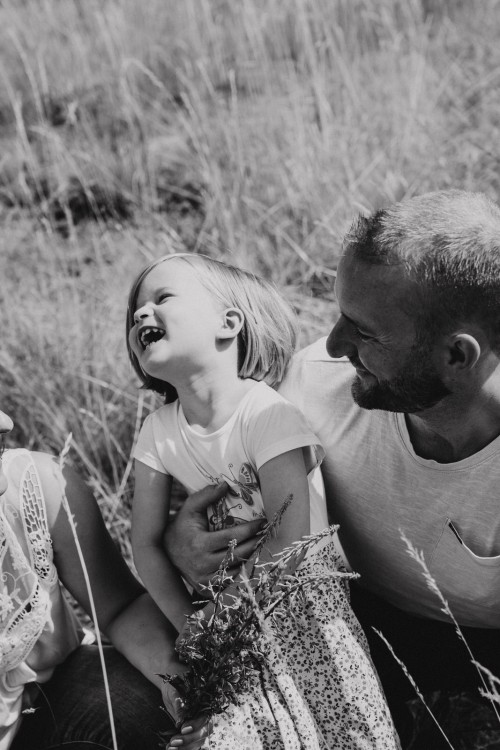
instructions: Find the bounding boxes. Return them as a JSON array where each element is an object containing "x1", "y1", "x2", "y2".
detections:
[
  {"x1": 217, "y1": 308, "x2": 244, "y2": 340},
  {"x1": 442, "y1": 333, "x2": 481, "y2": 373}
]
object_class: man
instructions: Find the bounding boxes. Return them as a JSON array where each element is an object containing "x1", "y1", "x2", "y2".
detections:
[{"x1": 167, "y1": 189, "x2": 500, "y2": 746}]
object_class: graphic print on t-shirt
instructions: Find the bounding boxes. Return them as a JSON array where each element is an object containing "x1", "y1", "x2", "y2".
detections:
[{"x1": 207, "y1": 462, "x2": 265, "y2": 531}]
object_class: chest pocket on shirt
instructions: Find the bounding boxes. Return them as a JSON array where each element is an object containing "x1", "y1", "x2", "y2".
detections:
[{"x1": 429, "y1": 518, "x2": 500, "y2": 628}]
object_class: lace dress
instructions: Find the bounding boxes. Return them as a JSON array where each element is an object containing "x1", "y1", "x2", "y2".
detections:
[
  {"x1": 207, "y1": 541, "x2": 401, "y2": 749},
  {"x1": 0, "y1": 450, "x2": 83, "y2": 750}
]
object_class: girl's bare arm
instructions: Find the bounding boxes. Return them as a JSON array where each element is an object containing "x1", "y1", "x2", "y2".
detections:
[{"x1": 132, "y1": 459, "x2": 196, "y2": 632}]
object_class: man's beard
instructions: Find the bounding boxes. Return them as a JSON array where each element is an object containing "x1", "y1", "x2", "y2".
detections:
[{"x1": 350, "y1": 344, "x2": 451, "y2": 413}]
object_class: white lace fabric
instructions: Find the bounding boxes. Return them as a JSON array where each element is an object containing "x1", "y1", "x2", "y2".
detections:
[
  {"x1": 0, "y1": 449, "x2": 83, "y2": 749},
  {"x1": 1, "y1": 458, "x2": 53, "y2": 673}
]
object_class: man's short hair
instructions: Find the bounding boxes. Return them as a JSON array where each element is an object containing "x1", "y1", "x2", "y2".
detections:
[{"x1": 344, "y1": 189, "x2": 500, "y2": 352}]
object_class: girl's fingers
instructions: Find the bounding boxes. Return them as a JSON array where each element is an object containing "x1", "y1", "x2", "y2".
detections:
[
  {"x1": 161, "y1": 682, "x2": 185, "y2": 725},
  {"x1": 166, "y1": 715, "x2": 211, "y2": 750}
]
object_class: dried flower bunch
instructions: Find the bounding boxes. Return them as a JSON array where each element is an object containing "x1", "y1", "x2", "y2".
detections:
[{"x1": 162, "y1": 496, "x2": 352, "y2": 726}]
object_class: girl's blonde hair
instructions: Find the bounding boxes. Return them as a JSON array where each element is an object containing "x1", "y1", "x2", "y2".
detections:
[{"x1": 126, "y1": 253, "x2": 298, "y2": 401}]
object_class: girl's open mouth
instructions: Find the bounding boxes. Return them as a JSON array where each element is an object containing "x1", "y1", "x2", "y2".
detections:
[{"x1": 139, "y1": 326, "x2": 165, "y2": 350}]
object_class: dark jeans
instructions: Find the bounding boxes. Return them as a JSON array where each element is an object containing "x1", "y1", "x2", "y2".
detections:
[
  {"x1": 11, "y1": 645, "x2": 173, "y2": 750},
  {"x1": 350, "y1": 583, "x2": 500, "y2": 747}
]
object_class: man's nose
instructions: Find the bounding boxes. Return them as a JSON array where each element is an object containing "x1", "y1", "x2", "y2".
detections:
[
  {"x1": 326, "y1": 316, "x2": 356, "y2": 359},
  {"x1": 0, "y1": 411, "x2": 14, "y2": 435}
]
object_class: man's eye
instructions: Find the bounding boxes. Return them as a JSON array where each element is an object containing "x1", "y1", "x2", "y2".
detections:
[{"x1": 356, "y1": 329, "x2": 375, "y2": 343}]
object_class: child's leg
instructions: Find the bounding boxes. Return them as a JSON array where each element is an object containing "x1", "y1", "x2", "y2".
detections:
[
  {"x1": 206, "y1": 541, "x2": 401, "y2": 750},
  {"x1": 270, "y1": 542, "x2": 401, "y2": 749}
]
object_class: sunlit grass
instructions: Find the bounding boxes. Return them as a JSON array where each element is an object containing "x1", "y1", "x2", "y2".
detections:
[
  {"x1": 2, "y1": 0, "x2": 500, "y2": 531},
  {"x1": 1, "y1": 0, "x2": 500, "y2": 544},
  {"x1": 1, "y1": 2, "x2": 500, "y2": 744}
]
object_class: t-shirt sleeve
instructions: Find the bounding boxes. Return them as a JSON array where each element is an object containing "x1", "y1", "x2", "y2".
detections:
[
  {"x1": 245, "y1": 389, "x2": 325, "y2": 474},
  {"x1": 132, "y1": 412, "x2": 169, "y2": 474},
  {"x1": 279, "y1": 352, "x2": 307, "y2": 413}
]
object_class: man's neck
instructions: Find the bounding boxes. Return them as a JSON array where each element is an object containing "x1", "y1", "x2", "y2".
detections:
[{"x1": 405, "y1": 399, "x2": 500, "y2": 463}]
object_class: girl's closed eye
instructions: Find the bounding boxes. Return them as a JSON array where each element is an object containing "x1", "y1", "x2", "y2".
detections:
[{"x1": 158, "y1": 292, "x2": 173, "y2": 304}]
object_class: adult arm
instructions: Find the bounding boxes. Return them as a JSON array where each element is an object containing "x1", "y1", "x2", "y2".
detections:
[
  {"x1": 33, "y1": 452, "x2": 183, "y2": 688},
  {"x1": 164, "y1": 482, "x2": 264, "y2": 592},
  {"x1": 34, "y1": 452, "x2": 211, "y2": 750}
]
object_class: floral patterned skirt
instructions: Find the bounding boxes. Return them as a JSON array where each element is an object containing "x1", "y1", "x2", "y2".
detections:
[{"x1": 207, "y1": 542, "x2": 401, "y2": 749}]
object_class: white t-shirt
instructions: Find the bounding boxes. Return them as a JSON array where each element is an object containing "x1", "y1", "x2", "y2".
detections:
[
  {"x1": 279, "y1": 338, "x2": 500, "y2": 628},
  {"x1": 134, "y1": 381, "x2": 329, "y2": 535}
]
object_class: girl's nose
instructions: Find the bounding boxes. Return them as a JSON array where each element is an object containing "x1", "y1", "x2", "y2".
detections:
[
  {"x1": 0, "y1": 411, "x2": 14, "y2": 435},
  {"x1": 134, "y1": 303, "x2": 154, "y2": 324}
]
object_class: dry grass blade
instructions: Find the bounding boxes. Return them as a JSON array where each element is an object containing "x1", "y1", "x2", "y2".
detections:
[
  {"x1": 400, "y1": 531, "x2": 500, "y2": 725},
  {"x1": 56, "y1": 434, "x2": 118, "y2": 750},
  {"x1": 374, "y1": 629, "x2": 455, "y2": 749}
]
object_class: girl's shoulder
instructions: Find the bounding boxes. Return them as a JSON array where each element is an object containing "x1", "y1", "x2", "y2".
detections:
[
  {"x1": 240, "y1": 380, "x2": 309, "y2": 424},
  {"x1": 250, "y1": 379, "x2": 306, "y2": 406},
  {"x1": 239, "y1": 380, "x2": 288, "y2": 408},
  {"x1": 143, "y1": 399, "x2": 181, "y2": 427}
]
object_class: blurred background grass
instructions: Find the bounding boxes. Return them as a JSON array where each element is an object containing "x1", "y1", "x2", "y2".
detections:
[
  {"x1": 4, "y1": 0, "x2": 500, "y2": 494},
  {"x1": 2, "y1": 0, "x2": 500, "y2": 546},
  {"x1": 2, "y1": 1, "x2": 500, "y2": 743}
]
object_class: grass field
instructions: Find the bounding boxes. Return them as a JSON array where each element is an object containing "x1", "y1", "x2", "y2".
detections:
[{"x1": 1, "y1": 0, "x2": 500, "y2": 745}]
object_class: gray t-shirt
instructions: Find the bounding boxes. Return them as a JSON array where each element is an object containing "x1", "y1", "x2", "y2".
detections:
[{"x1": 280, "y1": 338, "x2": 500, "y2": 628}]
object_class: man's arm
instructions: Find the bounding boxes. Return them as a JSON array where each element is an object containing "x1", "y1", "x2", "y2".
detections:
[{"x1": 164, "y1": 482, "x2": 264, "y2": 591}]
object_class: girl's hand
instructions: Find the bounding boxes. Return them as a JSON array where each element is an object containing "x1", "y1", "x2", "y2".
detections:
[
  {"x1": 166, "y1": 714, "x2": 212, "y2": 750},
  {"x1": 161, "y1": 658, "x2": 190, "y2": 723},
  {"x1": 162, "y1": 680, "x2": 185, "y2": 727}
]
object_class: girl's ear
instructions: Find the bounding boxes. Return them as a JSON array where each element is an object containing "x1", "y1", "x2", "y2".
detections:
[{"x1": 218, "y1": 308, "x2": 244, "y2": 340}]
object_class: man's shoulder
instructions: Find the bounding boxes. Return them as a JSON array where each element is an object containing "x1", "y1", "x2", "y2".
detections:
[
  {"x1": 284, "y1": 337, "x2": 353, "y2": 386},
  {"x1": 294, "y1": 336, "x2": 332, "y2": 362},
  {"x1": 280, "y1": 338, "x2": 354, "y2": 410},
  {"x1": 293, "y1": 337, "x2": 352, "y2": 369}
]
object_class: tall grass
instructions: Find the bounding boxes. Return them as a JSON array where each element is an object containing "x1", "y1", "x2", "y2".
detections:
[
  {"x1": 1, "y1": 0, "x2": 500, "y2": 517},
  {"x1": 1, "y1": 4, "x2": 500, "y2": 744}
]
